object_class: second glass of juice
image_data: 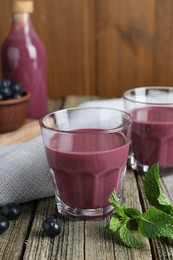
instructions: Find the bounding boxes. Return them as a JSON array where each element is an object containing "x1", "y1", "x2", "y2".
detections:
[
  {"x1": 123, "y1": 86, "x2": 173, "y2": 175},
  {"x1": 40, "y1": 107, "x2": 132, "y2": 220}
]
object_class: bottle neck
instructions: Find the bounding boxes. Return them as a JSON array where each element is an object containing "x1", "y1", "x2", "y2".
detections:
[{"x1": 11, "y1": 12, "x2": 32, "y2": 28}]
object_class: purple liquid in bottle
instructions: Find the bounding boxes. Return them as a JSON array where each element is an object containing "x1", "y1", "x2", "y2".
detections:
[{"x1": 1, "y1": 9, "x2": 47, "y2": 119}]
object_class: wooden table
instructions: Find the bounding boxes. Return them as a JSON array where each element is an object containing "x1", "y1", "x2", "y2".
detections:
[{"x1": 1, "y1": 95, "x2": 173, "y2": 260}]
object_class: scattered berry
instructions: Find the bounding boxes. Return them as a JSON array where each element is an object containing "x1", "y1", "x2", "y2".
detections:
[
  {"x1": 42, "y1": 217, "x2": 61, "y2": 237},
  {"x1": 0, "y1": 216, "x2": 9, "y2": 234},
  {"x1": 1, "y1": 203, "x2": 21, "y2": 220}
]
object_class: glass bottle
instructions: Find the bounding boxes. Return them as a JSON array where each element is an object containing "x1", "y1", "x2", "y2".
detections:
[{"x1": 1, "y1": 0, "x2": 48, "y2": 119}]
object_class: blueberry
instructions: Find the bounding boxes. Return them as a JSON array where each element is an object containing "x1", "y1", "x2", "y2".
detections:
[
  {"x1": 0, "y1": 79, "x2": 12, "y2": 88},
  {"x1": 0, "y1": 85, "x2": 12, "y2": 99},
  {"x1": 0, "y1": 92, "x2": 5, "y2": 101},
  {"x1": 11, "y1": 92, "x2": 23, "y2": 99},
  {"x1": 11, "y1": 83, "x2": 23, "y2": 94},
  {"x1": 0, "y1": 79, "x2": 25, "y2": 100},
  {"x1": 42, "y1": 218, "x2": 61, "y2": 237},
  {"x1": 0, "y1": 216, "x2": 9, "y2": 234},
  {"x1": 1, "y1": 203, "x2": 21, "y2": 220}
]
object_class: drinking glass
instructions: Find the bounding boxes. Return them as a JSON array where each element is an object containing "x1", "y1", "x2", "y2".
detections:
[
  {"x1": 123, "y1": 86, "x2": 173, "y2": 175},
  {"x1": 40, "y1": 107, "x2": 132, "y2": 220}
]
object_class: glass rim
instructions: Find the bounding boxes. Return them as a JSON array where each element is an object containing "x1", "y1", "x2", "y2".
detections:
[
  {"x1": 39, "y1": 106, "x2": 133, "y2": 134},
  {"x1": 123, "y1": 86, "x2": 173, "y2": 105}
]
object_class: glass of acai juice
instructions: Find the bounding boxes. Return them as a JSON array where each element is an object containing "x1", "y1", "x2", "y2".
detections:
[
  {"x1": 40, "y1": 107, "x2": 132, "y2": 220},
  {"x1": 123, "y1": 86, "x2": 173, "y2": 175}
]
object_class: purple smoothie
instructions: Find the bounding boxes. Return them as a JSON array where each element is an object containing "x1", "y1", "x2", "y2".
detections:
[
  {"x1": 1, "y1": 16, "x2": 47, "y2": 119},
  {"x1": 45, "y1": 129, "x2": 129, "y2": 209},
  {"x1": 131, "y1": 106, "x2": 173, "y2": 167}
]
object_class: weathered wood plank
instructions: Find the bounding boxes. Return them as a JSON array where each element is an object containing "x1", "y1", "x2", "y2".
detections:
[
  {"x1": 23, "y1": 197, "x2": 58, "y2": 260},
  {"x1": 83, "y1": 170, "x2": 152, "y2": 260},
  {"x1": 110, "y1": 169, "x2": 152, "y2": 260},
  {"x1": 2, "y1": 0, "x2": 173, "y2": 100},
  {"x1": 23, "y1": 198, "x2": 86, "y2": 260},
  {"x1": 23, "y1": 170, "x2": 152, "y2": 260},
  {"x1": 34, "y1": 0, "x2": 96, "y2": 98},
  {"x1": 136, "y1": 172, "x2": 173, "y2": 259},
  {"x1": 0, "y1": 201, "x2": 37, "y2": 260},
  {"x1": 153, "y1": 0, "x2": 173, "y2": 86},
  {"x1": 96, "y1": 0, "x2": 155, "y2": 98},
  {"x1": 0, "y1": 120, "x2": 40, "y2": 147},
  {"x1": 161, "y1": 174, "x2": 173, "y2": 204}
]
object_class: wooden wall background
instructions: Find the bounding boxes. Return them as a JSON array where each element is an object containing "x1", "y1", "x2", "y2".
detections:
[{"x1": 0, "y1": 0, "x2": 173, "y2": 99}]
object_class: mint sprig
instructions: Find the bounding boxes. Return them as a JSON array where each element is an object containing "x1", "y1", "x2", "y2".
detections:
[
  {"x1": 144, "y1": 163, "x2": 173, "y2": 215},
  {"x1": 106, "y1": 163, "x2": 173, "y2": 248},
  {"x1": 138, "y1": 207, "x2": 173, "y2": 239},
  {"x1": 107, "y1": 190, "x2": 144, "y2": 248},
  {"x1": 120, "y1": 223, "x2": 143, "y2": 248}
]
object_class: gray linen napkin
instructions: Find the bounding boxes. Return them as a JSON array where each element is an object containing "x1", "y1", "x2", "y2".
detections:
[{"x1": 0, "y1": 136, "x2": 54, "y2": 206}]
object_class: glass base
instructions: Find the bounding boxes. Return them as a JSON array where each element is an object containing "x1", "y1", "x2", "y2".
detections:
[
  {"x1": 128, "y1": 155, "x2": 173, "y2": 176},
  {"x1": 55, "y1": 193, "x2": 115, "y2": 220}
]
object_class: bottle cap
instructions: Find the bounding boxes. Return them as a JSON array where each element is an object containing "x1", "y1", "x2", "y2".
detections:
[{"x1": 12, "y1": 1, "x2": 34, "y2": 13}]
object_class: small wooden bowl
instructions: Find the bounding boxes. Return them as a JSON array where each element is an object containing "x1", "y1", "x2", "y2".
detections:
[{"x1": 0, "y1": 92, "x2": 31, "y2": 133}]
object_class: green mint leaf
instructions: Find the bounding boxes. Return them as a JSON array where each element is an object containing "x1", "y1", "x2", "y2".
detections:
[
  {"x1": 119, "y1": 223, "x2": 143, "y2": 248},
  {"x1": 138, "y1": 207, "x2": 173, "y2": 239},
  {"x1": 144, "y1": 163, "x2": 164, "y2": 206},
  {"x1": 109, "y1": 190, "x2": 126, "y2": 218},
  {"x1": 105, "y1": 163, "x2": 173, "y2": 249},
  {"x1": 121, "y1": 203, "x2": 128, "y2": 210},
  {"x1": 124, "y1": 208, "x2": 141, "y2": 218},
  {"x1": 144, "y1": 163, "x2": 173, "y2": 215},
  {"x1": 106, "y1": 217, "x2": 121, "y2": 233}
]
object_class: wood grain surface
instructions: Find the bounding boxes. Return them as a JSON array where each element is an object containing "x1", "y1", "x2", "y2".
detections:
[
  {"x1": 1, "y1": 1, "x2": 173, "y2": 99},
  {"x1": 0, "y1": 119, "x2": 40, "y2": 146}
]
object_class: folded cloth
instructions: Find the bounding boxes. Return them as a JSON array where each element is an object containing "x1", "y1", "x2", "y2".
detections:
[
  {"x1": 0, "y1": 136, "x2": 54, "y2": 206},
  {"x1": 78, "y1": 98, "x2": 124, "y2": 110}
]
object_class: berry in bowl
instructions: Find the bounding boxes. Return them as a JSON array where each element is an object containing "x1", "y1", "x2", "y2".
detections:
[{"x1": 0, "y1": 79, "x2": 31, "y2": 133}]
